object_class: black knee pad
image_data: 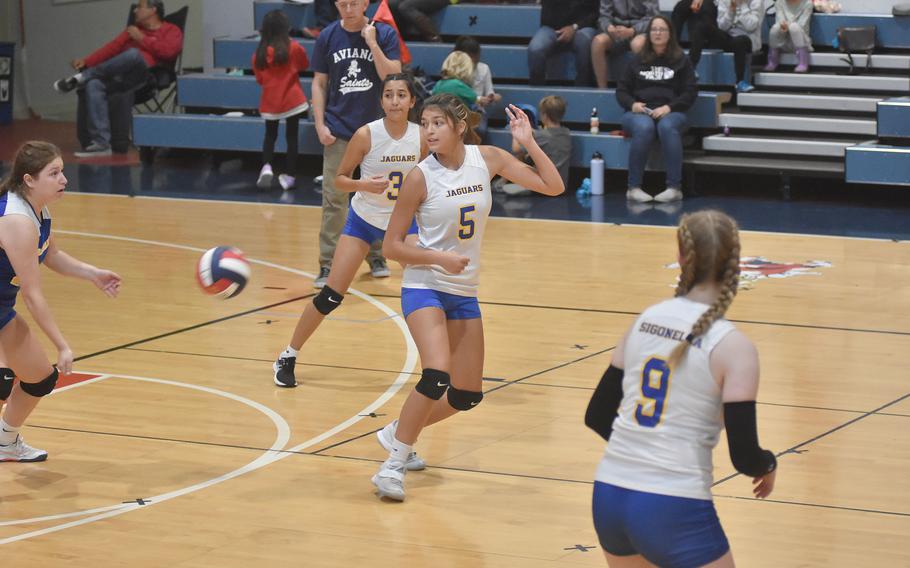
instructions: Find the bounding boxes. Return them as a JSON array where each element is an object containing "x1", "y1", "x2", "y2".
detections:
[
  {"x1": 415, "y1": 368, "x2": 450, "y2": 400},
  {"x1": 447, "y1": 385, "x2": 484, "y2": 411},
  {"x1": 0, "y1": 368, "x2": 14, "y2": 401},
  {"x1": 19, "y1": 367, "x2": 58, "y2": 398},
  {"x1": 313, "y1": 285, "x2": 344, "y2": 315}
]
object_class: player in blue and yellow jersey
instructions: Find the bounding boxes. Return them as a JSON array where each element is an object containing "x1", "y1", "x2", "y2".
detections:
[
  {"x1": 371, "y1": 94, "x2": 564, "y2": 501},
  {"x1": 271, "y1": 73, "x2": 428, "y2": 393},
  {"x1": 0, "y1": 141, "x2": 121, "y2": 462},
  {"x1": 586, "y1": 210, "x2": 777, "y2": 568}
]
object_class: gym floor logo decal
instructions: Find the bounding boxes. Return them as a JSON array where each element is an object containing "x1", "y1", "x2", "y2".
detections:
[{"x1": 666, "y1": 257, "x2": 832, "y2": 290}]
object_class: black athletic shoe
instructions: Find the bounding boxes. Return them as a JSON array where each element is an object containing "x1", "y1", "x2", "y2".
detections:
[
  {"x1": 273, "y1": 355, "x2": 297, "y2": 388},
  {"x1": 53, "y1": 76, "x2": 78, "y2": 93}
]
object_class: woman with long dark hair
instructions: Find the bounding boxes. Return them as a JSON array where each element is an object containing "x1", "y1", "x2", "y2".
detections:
[
  {"x1": 617, "y1": 14, "x2": 697, "y2": 204},
  {"x1": 253, "y1": 10, "x2": 310, "y2": 197}
]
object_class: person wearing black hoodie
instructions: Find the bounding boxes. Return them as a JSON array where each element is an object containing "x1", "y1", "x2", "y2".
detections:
[
  {"x1": 616, "y1": 15, "x2": 697, "y2": 203},
  {"x1": 527, "y1": 0, "x2": 599, "y2": 86}
]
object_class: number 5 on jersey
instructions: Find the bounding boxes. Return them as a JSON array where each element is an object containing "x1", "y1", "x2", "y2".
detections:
[
  {"x1": 458, "y1": 205, "x2": 476, "y2": 240},
  {"x1": 387, "y1": 171, "x2": 403, "y2": 201},
  {"x1": 635, "y1": 357, "x2": 672, "y2": 427}
]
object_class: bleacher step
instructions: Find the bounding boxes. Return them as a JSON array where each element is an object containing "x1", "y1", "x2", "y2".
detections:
[
  {"x1": 686, "y1": 154, "x2": 844, "y2": 176},
  {"x1": 702, "y1": 134, "x2": 862, "y2": 157},
  {"x1": 845, "y1": 141, "x2": 910, "y2": 185},
  {"x1": 754, "y1": 72, "x2": 910, "y2": 92},
  {"x1": 718, "y1": 113, "x2": 876, "y2": 135},
  {"x1": 736, "y1": 92, "x2": 883, "y2": 113},
  {"x1": 778, "y1": 52, "x2": 910, "y2": 70}
]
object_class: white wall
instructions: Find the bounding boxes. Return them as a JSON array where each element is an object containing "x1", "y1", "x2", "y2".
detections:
[
  {"x1": 202, "y1": 0, "x2": 254, "y2": 73},
  {"x1": 20, "y1": 0, "x2": 203, "y2": 120}
]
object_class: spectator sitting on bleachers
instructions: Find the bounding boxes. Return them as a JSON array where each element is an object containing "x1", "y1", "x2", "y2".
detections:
[
  {"x1": 504, "y1": 95, "x2": 572, "y2": 196},
  {"x1": 670, "y1": 0, "x2": 718, "y2": 76},
  {"x1": 431, "y1": 51, "x2": 477, "y2": 108},
  {"x1": 52, "y1": 0, "x2": 183, "y2": 158},
  {"x1": 617, "y1": 15, "x2": 697, "y2": 204},
  {"x1": 764, "y1": 0, "x2": 813, "y2": 73},
  {"x1": 716, "y1": 0, "x2": 764, "y2": 92},
  {"x1": 592, "y1": 0, "x2": 660, "y2": 88},
  {"x1": 527, "y1": 0, "x2": 598, "y2": 87},
  {"x1": 454, "y1": 36, "x2": 500, "y2": 142},
  {"x1": 389, "y1": 0, "x2": 446, "y2": 42}
]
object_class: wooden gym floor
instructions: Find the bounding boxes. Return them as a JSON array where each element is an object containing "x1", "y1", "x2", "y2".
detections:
[{"x1": 1, "y1": 193, "x2": 908, "y2": 567}]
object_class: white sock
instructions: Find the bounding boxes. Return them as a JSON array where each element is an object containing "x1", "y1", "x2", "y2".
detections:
[
  {"x1": 389, "y1": 436, "x2": 412, "y2": 463},
  {"x1": 0, "y1": 418, "x2": 20, "y2": 445},
  {"x1": 281, "y1": 346, "x2": 298, "y2": 359}
]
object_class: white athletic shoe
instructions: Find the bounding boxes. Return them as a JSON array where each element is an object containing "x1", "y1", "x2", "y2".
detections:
[
  {"x1": 0, "y1": 436, "x2": 48, "y2": 462},
  {"x1": 372, "y1": 459, "x2": 407, "y2": 501},
  {"x1": 257, "y1": 164, "x2": 274, "y2": 189},
  {"x1": 376, "y1": 420, "x2": 426, "y2": 471},
  {"x1": 653, "y1": 187, "x2": 683, "y2": 203},
  {"x1": 626, "y1": 187, "x2": 653, "y2": 202}
]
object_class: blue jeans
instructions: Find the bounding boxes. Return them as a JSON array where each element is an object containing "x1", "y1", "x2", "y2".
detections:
[
  {"x1": 527, "y1": 26, "x2": 596, "y2": 86},
  {"x1": 81, "y1": 48, "x2": 149, "y2": 147},
  {"x1": 622, "y1": 111, "x2": 689, "y2": 189}
]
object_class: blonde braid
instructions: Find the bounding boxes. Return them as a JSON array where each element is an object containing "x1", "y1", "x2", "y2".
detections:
[
  {"x1": 674, "y1": 221, "x2": 697, "y2": 298},
  {"x1": 668, "y1": 212, "x2": 741, "y2": 367}
]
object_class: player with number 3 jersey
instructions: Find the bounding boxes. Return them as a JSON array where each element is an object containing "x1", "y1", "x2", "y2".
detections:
[
  {"x1": 370, "y1": 93, "x2": 565, "y2": 502},
  {"x1": 585, "y1": 210, "x2": 778, "y2": 568},
  {"x1": 270, "y1": 73, "x2": 427, "y2": 389}
]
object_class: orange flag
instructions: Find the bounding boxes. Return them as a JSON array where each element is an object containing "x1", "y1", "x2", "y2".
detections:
[{"x1": 372, "y1": 0, "x2": 412, "y2": 65}]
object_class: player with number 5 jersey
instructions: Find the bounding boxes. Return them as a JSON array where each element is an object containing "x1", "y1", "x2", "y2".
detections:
[
  {"x1": 585, "y1": 210, "x2": 778, "y2": 568},
  {"x1": 370, "y1": 93, "x2": 564, "y2": 502},
  {"x1": 271, "y1": 73, "x2": 427, "y2": 388}
]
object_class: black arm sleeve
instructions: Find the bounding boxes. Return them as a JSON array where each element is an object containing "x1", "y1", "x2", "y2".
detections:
[
  {"x1": 585, "y1": 365, "x2": 625, "y2": 442},
  {"x1": 724, "y1": 401, "x2": 778, "y2": 477}
]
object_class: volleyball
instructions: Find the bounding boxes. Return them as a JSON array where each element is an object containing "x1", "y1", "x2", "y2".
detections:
[{"x1": 196, "y1": 246, "x2": 251, "y2": 299}]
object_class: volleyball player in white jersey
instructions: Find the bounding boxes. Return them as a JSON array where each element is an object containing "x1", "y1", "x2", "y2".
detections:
[
  {"x1": 586, "y1": 210, "x2": 777, "y2": 567},
  {"x1": 272, "y1": 74, "x2": 427, "y2": 389},
  {"x1": 0, "y1": 141, "x2": 121, "y2": 462},
  {"x1": 371, "y1": 94, "x2": 564, "y2": 501}
]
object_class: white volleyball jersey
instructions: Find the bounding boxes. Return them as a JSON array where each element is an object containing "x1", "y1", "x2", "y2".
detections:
[
  {"x1": 595, "y1": 297, "x2": 737, "y2": 500},
  {"x1": 402, "y1": 145, "x2": 492, "y2": 297},
  {"x1": 350, "y1": 119, "x2": 421, "y2": 230}
]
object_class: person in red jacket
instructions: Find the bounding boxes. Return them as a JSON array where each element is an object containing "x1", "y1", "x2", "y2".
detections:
[
  {"x1": 253, "y1": 10, "x2": 310, "y2": 201},
  {"x1": 52, "y1": 0, "x2": 183, "y2": 157}
]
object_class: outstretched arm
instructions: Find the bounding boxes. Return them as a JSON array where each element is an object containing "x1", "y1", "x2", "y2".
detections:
[{"x1": 43, "y1": 235, "x2": 121, "y2": 298}]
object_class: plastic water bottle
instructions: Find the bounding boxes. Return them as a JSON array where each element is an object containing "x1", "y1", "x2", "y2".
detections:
[
  {"x1": 590, "y1": 107, "x2": 599, "y2": 134},
  {"x1": 590, "y1": 151, "x2": 604, "y2": 195}
]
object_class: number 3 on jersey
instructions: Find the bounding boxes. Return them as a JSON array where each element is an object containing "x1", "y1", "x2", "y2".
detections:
[
  {"x1": 387, "y1": 171, "x2": 403, "y2": 201},
  {"x1": 458, "y1": 205, "x2": 476, "y2": 240},
  {"x1": 635, "y1": 357, "x2": 672, "y2": 427}
]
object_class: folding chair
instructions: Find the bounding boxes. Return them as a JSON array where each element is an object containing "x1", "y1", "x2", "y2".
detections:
[{"x1": 132, "y1": 5, "x2": 189, "y2": 114}]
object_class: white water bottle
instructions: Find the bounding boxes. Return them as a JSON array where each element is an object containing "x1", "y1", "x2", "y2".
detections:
[{"x1": 590, "y1": 151, "x2": 604, "y2": 195}]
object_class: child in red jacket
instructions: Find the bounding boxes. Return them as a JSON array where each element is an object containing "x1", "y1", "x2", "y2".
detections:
[{"x1": 253, "y1": 10, "x2": 310, "y2": 196}]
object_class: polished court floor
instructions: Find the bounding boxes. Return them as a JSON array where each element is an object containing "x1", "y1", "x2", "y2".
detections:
[{"x1": 0, "y1": 190, "x2": 908, "y2": 567}]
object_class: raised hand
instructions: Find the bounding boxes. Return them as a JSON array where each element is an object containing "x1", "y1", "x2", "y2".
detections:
[{"x1": 505, "y1": 104, "x2": 534, "y2": 148}]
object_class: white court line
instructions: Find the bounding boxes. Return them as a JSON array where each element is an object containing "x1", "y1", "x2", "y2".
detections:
[{"x1": 0, "y1": 231, "x2": 418, "y2": 544}]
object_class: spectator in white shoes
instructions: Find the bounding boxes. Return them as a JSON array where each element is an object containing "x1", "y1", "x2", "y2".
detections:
[
  {"x1": 253, "y1": 10, "x2": 310, "y2": 201},
  {"x1": 617, "y1": 15, "x2": 697, "y2": 203}
]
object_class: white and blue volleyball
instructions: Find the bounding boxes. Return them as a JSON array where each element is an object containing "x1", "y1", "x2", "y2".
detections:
[{"x1": 196, "y1": 246, "x2": 251, "y2": 299}]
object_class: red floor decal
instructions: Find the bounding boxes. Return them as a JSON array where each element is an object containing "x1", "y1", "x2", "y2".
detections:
[{"x1": 54, "y1": 372, "x2": 102, "y2": 390}]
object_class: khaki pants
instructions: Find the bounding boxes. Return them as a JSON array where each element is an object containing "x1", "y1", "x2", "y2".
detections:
[{"x1": 318, "y1": 138, "x2": 384, "y2": 268}]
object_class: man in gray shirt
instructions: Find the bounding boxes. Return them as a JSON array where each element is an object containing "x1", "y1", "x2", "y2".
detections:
[{"x1": 591, "y1": 0, "x2": 659, "y2": 88}]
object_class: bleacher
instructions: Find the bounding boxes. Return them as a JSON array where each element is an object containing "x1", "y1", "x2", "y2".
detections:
[{"x1": 132, "y1": 1, "x2": 910, "y2": 189}]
